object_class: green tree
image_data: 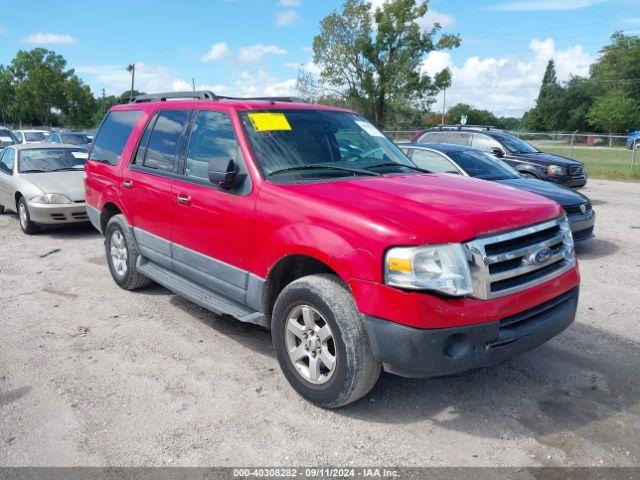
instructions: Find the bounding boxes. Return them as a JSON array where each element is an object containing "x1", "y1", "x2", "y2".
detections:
[
  {"x1": 0, "y1": 66, "x2": 16, "y2": 125},
  {"x1": 63, "y1": 77, "x2": 97, "y2": 127},
  {"x1": 311, "y1": 0, "x2": 460, "y2": 128},
  {"x1": 522, "y1": 60, "x2": 565, "y2": 131},
  {"x1": 590, "y1": 32, "x2": 640, "y2": 98},
  {"x1": 587, "y1": 91, "x2": 640, "y2": 135},
  {"x1": 9, "y1": 48, "x2": 71, "y2": 125},
  {"x1": 557, "y1": 76, "x2": 596, "y2": 131}
]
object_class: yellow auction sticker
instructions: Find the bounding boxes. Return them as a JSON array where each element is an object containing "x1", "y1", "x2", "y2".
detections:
[{"x1": 248, "y1": 112, "x2": 292, "y2": 132}]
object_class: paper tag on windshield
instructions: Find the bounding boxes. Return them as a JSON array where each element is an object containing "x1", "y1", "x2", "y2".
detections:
[
  {"x1": 71, "y1": 151, "x2": 89, "y2": 159},
  {"x1": 355, "y1": 120, "x2": 384, "y2": 137},
  {"x1": 248, "y1": 112, "x2": 292, "y2": 132},
  {"x1": 0, "y1": 136, "x2": 12, "y2": 142}
]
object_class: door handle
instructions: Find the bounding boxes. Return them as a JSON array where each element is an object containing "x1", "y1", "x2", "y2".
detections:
[
  {"x1": 177, "y1": 194, "x2": 192, "y2": 206},
  {"x1": 122, "y1": 179, "x2": 133, "y2": 189}
]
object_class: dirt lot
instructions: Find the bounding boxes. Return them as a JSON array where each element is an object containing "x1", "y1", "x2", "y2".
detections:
[{"x1": 0, "y1": 179, "x2": 638, "y2": 468}]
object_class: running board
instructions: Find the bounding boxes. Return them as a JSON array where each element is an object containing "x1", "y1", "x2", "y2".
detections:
[{"x1": 136, "y1": 258, "x2": 267, "y2": 327}]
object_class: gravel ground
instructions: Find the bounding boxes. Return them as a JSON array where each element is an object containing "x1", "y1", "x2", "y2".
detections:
[{"x1": 0, "y1": 178, "x2": 638, "y2": 467}]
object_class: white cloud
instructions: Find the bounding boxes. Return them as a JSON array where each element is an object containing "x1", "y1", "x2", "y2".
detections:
[
  {"x1": 275, "y1": 9, "x2": 299, "y2": 26},
  {"x1": 201, "y1": 42, "x2": 231, "y2": 62},
  {"x1": 625, "y1": 17, "x2": 640, "y2": 25},
  {"x1": 279, "y1": 0, "x2": 302, "y2": 6},
  {"x1": 420, "y1": 37, "x2": 595, "y2": 117},
  {"x1": 23, "y1": 32, "x2": 76, "y2": 45},
  {"x1": 233, "y1": 69, "x2": 297, "y2": 97},
  {"x1": 487, "y1": 0, "x2": 604, "y2": 11},
  {"x1": 237, "y1": 44, "x2": 287, "y2": 62},
  {"x1": 75, "y1": 62, "x2": 185, "y2": 95}
]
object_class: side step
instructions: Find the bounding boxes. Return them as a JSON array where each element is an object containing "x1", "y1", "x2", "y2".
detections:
[{"x1": 136, "y1": 258, "x2": 267, "y2": 327}]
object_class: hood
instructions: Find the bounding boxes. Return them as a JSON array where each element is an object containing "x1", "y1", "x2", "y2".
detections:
[
  {"x1": 23, "y1": 171, "x2": 85, "y2": 202},
  {"x1": 511, "y1": 151, "x2": 582, "y2": 167},
  {"x1": 286, "y1": 173, "x2": 564, "y2": 244},
  {"x1": 495, "y1": 178, "x2": 589, "y2": 207}
]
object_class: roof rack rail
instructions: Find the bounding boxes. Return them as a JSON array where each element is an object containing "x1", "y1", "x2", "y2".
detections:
[
  {"x1": 435, "y1": 124, "x2": 498, "y2": 131},
  {"x1": 131, "y1": 91, "x2": 217, "y2": 103},
  {"x1": 217, "y1": 95, "x2": 307, "y2": 104}
]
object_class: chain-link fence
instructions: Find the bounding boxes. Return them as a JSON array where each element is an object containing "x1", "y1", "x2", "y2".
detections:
[{"x1": 383, "y1": 129, "x2": 640, "y2": 181}]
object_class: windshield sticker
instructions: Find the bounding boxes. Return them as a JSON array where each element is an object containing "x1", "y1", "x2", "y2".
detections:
[
  {"x1": 71, "y1": 151, "x2": 89, "y2": 159},
  {"x1": 355, "y1": 120, "x2": 384, "y2": 138},
  {"x1": 248, "y1": 112, "x2": 292, "y2": 132},
  {"x1": 0, "y1": 136, "x2": 13, "y2": 142}
]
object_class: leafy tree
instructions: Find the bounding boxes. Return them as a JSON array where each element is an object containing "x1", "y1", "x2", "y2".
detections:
[
  {"x1": 557, "y1": 76, "x2": 596, "y2": 131},
  {"x1": 63, "y1": 77, "x2": 96, "y2": 127},
  {"x1": 0, "y1": 66, "x2": 16, "y2": 125},
  {"x1": 311, "y1": 0, "x2": 460, "y2": 128},
  {"x1": 587, "y1": 91, "x2": 640, "y2": 135},
  {"x1": 590, "y1": 32, "x2": 640, "y2": 98},
  {"x1": 522, "y1": 60, "x2": 564, "y2": 131}
]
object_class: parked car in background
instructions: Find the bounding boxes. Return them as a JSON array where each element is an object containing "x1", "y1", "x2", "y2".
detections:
[
  {"x1": 84, "y1": 91, "x2": 580, "y2": 408},
  {"x1": 0, "y1": 144, "x2": 89, "y2": 234},
  {"x1": 411, "y1": 126, "x2": 587, "y2": 189},
  {"x1": 400, "y1": 142, "x2": 595, "y2": 242},
  {"x1": 14, "y1": 129, "x2": 50, "y2": 144},
  {"x1": 626, "y1": 131, "x2": 640, "y2": 149},
  {"x1": 44, "y1": 130, "x2": 92, "y2": 149},
  {"x1": 0, "y1": 127, "x2": 18, "y2": 149}
]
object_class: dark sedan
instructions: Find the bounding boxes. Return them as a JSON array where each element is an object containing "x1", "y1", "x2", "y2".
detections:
[{"x1": 399, "y1": 142, "x2": 595, "y2": 241}]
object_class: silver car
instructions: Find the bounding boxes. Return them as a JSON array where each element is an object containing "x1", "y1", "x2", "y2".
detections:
[{"x1": 0, "y1": 144, "x2": 89, "y2": 234}]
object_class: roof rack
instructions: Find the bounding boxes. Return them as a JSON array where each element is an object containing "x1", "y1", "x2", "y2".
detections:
[
  {"x1": 434, "y1": 124, "x2": 499, "y2": 131},
  {"x1": 131, "y1": 91, "x2": 307, "y2": 104}
]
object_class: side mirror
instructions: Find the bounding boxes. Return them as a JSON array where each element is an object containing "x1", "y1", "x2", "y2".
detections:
[
  {"x1": 491, "y1": 147, "x2": 505, "y2": 157},
  {"x1": 208, "y1": 157, "x2": 245, "y2": 190}
]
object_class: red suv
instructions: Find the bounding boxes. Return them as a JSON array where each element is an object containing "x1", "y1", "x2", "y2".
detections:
[{"x1": 85, "y1": 92, "x2": 580, "y2": 408}]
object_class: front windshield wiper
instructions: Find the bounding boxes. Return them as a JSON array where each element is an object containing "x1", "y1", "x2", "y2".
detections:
[
  {"x1": 268, "y1": 164, "x2": 381, "y2": 177},
  {"x1": 50, "y1": 167, "x2": 84, "y2": 172},
  {"x1": 20, "y1": 169, "x2": 46, "y2": 173},
  {"x1": 364, "y1": 162, "x2": 432, "y2": 174}
]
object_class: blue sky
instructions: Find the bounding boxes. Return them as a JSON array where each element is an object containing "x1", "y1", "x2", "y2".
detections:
[{"x1": 0, "y1": 0, "x2": 638, "y2": 116}]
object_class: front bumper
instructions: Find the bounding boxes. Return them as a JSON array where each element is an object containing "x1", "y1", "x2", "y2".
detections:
[
  {"x1": 568, "y1": 210, "x2": 595, "y2": 242},
  {"x1": 27, "y1": 202, "x2": 89, "y2": 225},
  {"x1": 549, "y1": 174, "x2": 587, "y2": 189},
  {"x1": 363, "y1": 287, "x2": 579, "y2": 378}
]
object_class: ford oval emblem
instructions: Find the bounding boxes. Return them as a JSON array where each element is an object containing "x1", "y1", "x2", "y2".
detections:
[
  {"x1": 580, "y1": 204, "x2": 587, "y2": 214},
  {"x1": 530, "y1": 247, "x2": 552, "y2": 265}
]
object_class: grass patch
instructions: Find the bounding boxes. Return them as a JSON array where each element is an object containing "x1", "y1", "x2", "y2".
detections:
[{"x1": 535, "y1": 144, "x2": 640, "y2": 182}]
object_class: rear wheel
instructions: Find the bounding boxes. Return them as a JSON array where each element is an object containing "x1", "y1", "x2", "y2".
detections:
[
  {"x1": 17, "y1": 197, "x2": 40, "y2": 234},
  {"x1": 104, "y1": 214, "x2": 152, "y2": 290},
  {"x1": 272, "y1": 274, "x2": 381, "y2": 408}
]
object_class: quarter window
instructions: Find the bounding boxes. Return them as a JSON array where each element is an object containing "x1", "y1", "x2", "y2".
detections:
[
  {"x1": 472, "y1": 134, "x2": 502, "y2": 153},
  {"x1": 185, "y1": 111, "x2": 241, "y2": 181},
  {"x1": 141, "y1": 110, "x2": 189, "y2": 172},
  {"x1": 91, "y1": 110, "x2": 142, "y2": 164},
  {"x1": 418, "y1": 132, "x2": 445, "y2": 143}
]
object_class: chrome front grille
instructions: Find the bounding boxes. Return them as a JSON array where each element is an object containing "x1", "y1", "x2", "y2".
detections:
[
  {"x1": 464, "y1": 218, "x2": 575, "y2": 300},
  {"x1": 569, "y1": 165, "x2": 584, "y2": 176}
]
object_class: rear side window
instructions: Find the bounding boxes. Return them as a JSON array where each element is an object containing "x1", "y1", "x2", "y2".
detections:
[
  {"x1": 418, "y1": 132, "x2": 444, "y2": 143},
  {"x1": 185, "y1": 111, "x2": 241, "y2": 181},
  {"x1": 91, "y1": 110, "x2": 142, "y2": 164},
  {"x1": 445, "y1": 132, "x2": 471, "y2": 146},
  {"x1": 140, "y1": 110, "x2": 189, "y2": 173},
  {"x1": 410, "y1": 149, "x2": 458, "y2": 173}
]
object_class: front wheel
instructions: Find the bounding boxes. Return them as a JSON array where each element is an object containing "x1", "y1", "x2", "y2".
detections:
[
  {"x1": 272, "y1": 274, "x2": 381, "y2": 408},
  {"x1": 17, "y1": 197, "x2": 40, "y2": 234}
]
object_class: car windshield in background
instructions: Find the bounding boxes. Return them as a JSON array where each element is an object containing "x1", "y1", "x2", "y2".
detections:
[
  {"x1": 0, "y1": 131, "x2": 17, "y2": 147},
  {"x1": 18, "y1": 148, "x2": 88, "y2": 173},
  {"x1": 240, "y1": 109, "x2": 417, "y2": 182},
  {"x1": 61, "y1": 133, "x2": 90, "y2": 145},
  {"x1": 448, "y1": 150, "x2": 520, "y2": 181},
  {"x1": 493, "y1": 133, "x2": 539, "y2": 154},
  {"x1": 24, "y1": 132, "x2": 48, "y2": 142}
]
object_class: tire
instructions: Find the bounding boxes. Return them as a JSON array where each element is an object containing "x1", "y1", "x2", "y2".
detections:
[
  {"x1": 17, "y1": 197, "x2": 40, "y2": 234},
  {"x1": 104, "y1": 214, "x2": 152, "y2": 290},
  {"x1": 271, "y1": 274, "x2": 381, "y2": 408}
]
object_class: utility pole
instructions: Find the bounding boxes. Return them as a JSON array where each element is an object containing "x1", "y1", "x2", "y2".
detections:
[
  {"x1": 101, "y1": 88, "x2": 106, "y2": 114},
  {"x1": 127, "y1": 63, "x2": 136, "y2": 101},
  {"x1": 441, "y1": 88, "x2": 446, "y2": 125}
]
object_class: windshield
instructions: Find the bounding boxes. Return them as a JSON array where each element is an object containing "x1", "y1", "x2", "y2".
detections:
[
  {"x1": 448, "y1": 150, "x2": 521, "y2": 181},
  {"x1": 0, "y1": 130, "x2": 17, "y2": 147},
  {"x1": 18, "y1": 148, "x2": 88, "y2": 173},
  {"x1": 492, "y1": 133, "x2": 538, "y2": 154},
  {"x1": 61, "y1": 133, "x2": 90, "y2": 145},
  {"x1": 24, "y1": 131, "x2": 48, "y2": 142},
  {"x1": 240, "y1": 109, "x2": 416, "y2": 182}
]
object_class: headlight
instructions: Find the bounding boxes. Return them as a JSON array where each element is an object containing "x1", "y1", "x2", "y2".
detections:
[
  {"x1": 30, "y1": 193, "x2": 72, "y2": 204},
  {"x1": 559, "y1": 216, "x2": 575, "y2": 259},
  {"x1": 547, "y1": 165, "x2": 567, "y2": 176},
  {"x1": 385, "y1": 244, "x2": 473, "y2": 296}
]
